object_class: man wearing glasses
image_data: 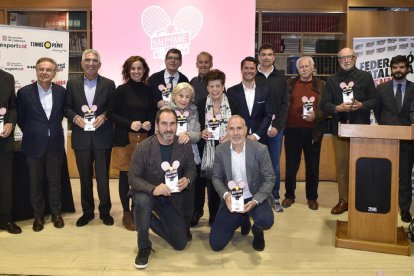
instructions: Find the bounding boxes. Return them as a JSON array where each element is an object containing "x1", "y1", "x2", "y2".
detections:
[
  {"x1": 148, "y1": 48, "x2": 189, "y2": 109},
  {"x1": 64, "y1": 49, "x2": 116, "y2": 227},
  {"x1": 321, "y1": 47, "x2": 376, "y2": 215}
]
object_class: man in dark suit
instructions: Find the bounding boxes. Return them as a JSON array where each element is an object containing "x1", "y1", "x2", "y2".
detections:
[
  {"x1": 227, "y1": 56, "x2": 273, "y2": 145},
  {"x1": 209, "y1": 115, "x2": 275, "y2": 251},
  {"x1": 16, "y1": 57, "x2": 66, "y2": 232},
  {"x1": 148, "y1": 48, "x2": 189, "y2": 109},
  {"x1": 375, "y1": 55, "x2": 414, "y2": 223},
  {"x1": 128, "y1": 108, "x2": 196, "y2": 269},
  {"x1": 0, "y1": 69, "x2": 22, "y2": 234},
  {"x1": 64, "y1": 49, "x2": 115, "y2": 227}
]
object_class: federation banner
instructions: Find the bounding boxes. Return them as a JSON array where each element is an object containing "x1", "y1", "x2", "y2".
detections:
[
  {"x1": 353, "y1": 36, "x2": 414, "y2": 194},
  {"x1": 353, "y1": 36, "x2": 414, "y2": 86},
  {"x1": 0, "y1": 25, "x2": 69, "y2": 142}
]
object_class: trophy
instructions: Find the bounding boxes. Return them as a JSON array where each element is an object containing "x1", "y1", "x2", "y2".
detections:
[
  {"x1": 302, "y1": 96, "x2": 315, "y2": 118},
  {"x1": 228, "y1": 180, "x2": 246, "y2": 212},
  {"x1": 175, "y1": 110, "x2": 189, "y2": 135},
  {"x1": 0, "y1": 107, "x2": 6, "y2": 133},
  {"x1": 81, "y1": 105, "x2": 97, "y2": 131},
  {"x1": 161, "y1": 160, "x2": 180, "y2": 193},
  {"x1": 340, "y1": 81, "x2": 354, "y2": 103},
  {"x1": 206, "y1": 113, "x2": 221, "y2": 140},
  {"x1": 158, "y1": 83, "x2": 172, "y2": 102}
]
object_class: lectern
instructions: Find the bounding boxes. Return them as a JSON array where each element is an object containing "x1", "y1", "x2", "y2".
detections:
[{"x1": 335, "y1": 123, "x2": 413, "y2": 255}]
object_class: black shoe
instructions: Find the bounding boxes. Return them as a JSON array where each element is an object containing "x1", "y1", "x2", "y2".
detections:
[
  {"x1": 186, "y1": 228, "x2": 193, "y2": 241},
  {"x1": 190, "y1": 211, "x2": 204, "y2": 227},
  {"x1": 51, "y1": 214, "x2": 65, "y2": 228},
  {"x1": 252, "y1": 225, "x2": 265, "y2": 251},
  {"x1": 32, "y1": 217, "x2": 44, "y2": 232},
  {"x1": 0, "y1": 221, "x2": 22, "y2": 234},
  {"x1": 100, "y1": 214, "x2": 114, "y2": 226},
  {"x1": 400, "y1": 210, "x2": 412, "y2": 223},
  {"x1": 76, "y1": 214, "x2": 95, "y2": 227},
  {"x1": 240, "y1": 215, "x2": 251, "y2": 236},
  {"x1": 134, "y1": 247, "x2": 153, "y2": 269}
]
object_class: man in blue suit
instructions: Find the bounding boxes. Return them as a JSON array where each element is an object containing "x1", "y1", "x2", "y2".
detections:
[
  {"x1": 16, "y1": 57, "x2": 66, "y2": 232},
  {"x1": 227, "y1": 56, "x2": 273, "y2": 145}
]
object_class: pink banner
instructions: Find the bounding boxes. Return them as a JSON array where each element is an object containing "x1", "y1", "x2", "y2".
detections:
[{"x1": 92, "y1": 0, "x2": 255, "y2": 87}]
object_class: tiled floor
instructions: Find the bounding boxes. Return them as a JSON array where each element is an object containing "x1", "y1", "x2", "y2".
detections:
[{"x1": 0, "y1": 179, "x2": 413, "y2": 275}]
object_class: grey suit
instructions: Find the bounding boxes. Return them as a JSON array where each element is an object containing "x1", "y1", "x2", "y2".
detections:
[
  {"x1": 375, "y1": 80, "x2": 414, "y2": 211},
  {"x1": 209, "y1": 139, "x2": 275, "y2": 251}
]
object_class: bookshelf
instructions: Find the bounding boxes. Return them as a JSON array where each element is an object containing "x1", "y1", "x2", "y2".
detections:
[
  {"x1": 256, "y1": 12, "x2": 345, "y2": 79},
  {"x1": 6, "y1": 10, "x2": 91, "y2": 78}
]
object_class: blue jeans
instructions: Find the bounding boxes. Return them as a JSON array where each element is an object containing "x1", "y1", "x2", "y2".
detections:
[
  {"x1": 267, "y1": 129, "x2": 284, "y2": 200},
  {"x1": 209, "y1": 200, "x2": 274, "y2": 251},
  {"x1": 132, "y1": 192, "x2": 187, "y2": 250}
]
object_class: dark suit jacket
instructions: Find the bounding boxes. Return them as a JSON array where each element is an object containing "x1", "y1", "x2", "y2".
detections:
[
  {"x1": 375, "y1": 80, "x2": 414, "y2": 126},
  {"x1": 226, "y1": 83, "x2": 273, "y2": 143},
  {"x1": 64, "y1": 75, "x2": 115, "y2": 150},
  {"x1": 0, "y1": 70, "x2": 17, "y2": 152},
  {"x1": 16, "y1": 82, "x2": 66, "y2": 158},
  {"x1": 128, "y1": 135, "x2": 197, "y2": 212},
  {"x1": 212, "y1": 139, "x2": 275, "y2": 206},
  {"x1": 148, "y1": 69, "x2": 189, "y2": 103}
]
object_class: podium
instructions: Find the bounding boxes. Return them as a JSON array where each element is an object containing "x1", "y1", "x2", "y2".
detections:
[{"x1": 335, "y1": 124, "x2": 413, "y2": 255}]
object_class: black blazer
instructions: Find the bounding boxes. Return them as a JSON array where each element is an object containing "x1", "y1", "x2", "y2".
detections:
[
  {"x1": 0, "y1": 69, "x2": 17, "y2": 152},
  {"x1": 226, "y1": 83, "x2": 273, "y2": 143},
  {"x1": 375, "y1": 80, "x2": 414, "y2": 126},
  {"x1": 16, "y1": 82, "x2": 66, "y2": 158},
  {"x1": 148, "y1": 69, "x2": 189, "y2": 103},
  {"x1": 196, "y1": 95, "x2": 240, "y2": 157},
  {"x1": 64, "y1": 75, "x2": 115, "y2": 150}
]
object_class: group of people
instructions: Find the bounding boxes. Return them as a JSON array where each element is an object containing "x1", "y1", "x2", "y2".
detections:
[{"x1": 0, "y1": 44, "x2": 413, "y2": 269}]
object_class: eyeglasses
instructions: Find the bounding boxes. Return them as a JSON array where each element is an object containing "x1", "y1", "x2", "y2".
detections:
[
  {"x1": 166, "y1": 56, "x2": 180, "y2": 61},
  {"x1": 83, "y1": 58, "x2": 99, "y2": 63},
  {"x1": 338, "y1": 55, "x2": 355, "y2": 61}
]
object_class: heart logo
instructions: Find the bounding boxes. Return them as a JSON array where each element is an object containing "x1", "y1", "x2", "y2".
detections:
[{"x1": 141, "y1": 5, "x2": 203, "y2": 59}]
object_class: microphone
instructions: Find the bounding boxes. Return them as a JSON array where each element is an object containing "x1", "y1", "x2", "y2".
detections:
[{"x1": 346, "y1": 98, "x2": 356, "y2": 124}]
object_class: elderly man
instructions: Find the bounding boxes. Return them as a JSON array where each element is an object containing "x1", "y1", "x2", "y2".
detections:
[
  {"x1": 129, "y1": 108, "x2": 196, "y2": 269},
  {"x1": 282, "y1": 56, "x2": 326, "y2": 210},
  {"x1": 148, "y1": 48, "x2": 189, "y2": 109},
  {"x1": 375, "y1": 55, "x2": 414, "y2": 223},
  {"x1": 17, "y1": 57, "x2": 66, "y2": 232},
  {"x1": 64, "y1": 49, "x2": 116, "y2": 227},
  {"x1": 0, "y1": 69, "x2": 22, "y2": 234},
  {"x1": 321, "y1": 47, "x2": 376, "y2": 215},
  {"x1": 209, "y1": 115, "x2": 275, "y2": 251}
]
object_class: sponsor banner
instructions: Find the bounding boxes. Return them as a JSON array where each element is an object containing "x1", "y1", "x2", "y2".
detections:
[
  {"x1": 0, "y1": 25, "x2": 69, "y2": 144},
  {"x1": 354, "y1": 36, "x2": 414, "y2": 194}
]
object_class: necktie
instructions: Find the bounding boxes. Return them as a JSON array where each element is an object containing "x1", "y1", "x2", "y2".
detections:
[
  {"x1": 168, "y1": 76, "x2": 174, "y2": 92},
  {"x1": 396, "y1": 83, "x2": 402, "y2": 112}
]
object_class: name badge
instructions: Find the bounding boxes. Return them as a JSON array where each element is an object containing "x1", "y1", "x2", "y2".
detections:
[
  {"x1": 0, "y1": 107, "x2": 6, "y2": 133},
  {"x1": 228, "y1": 180, "x2": 246, "y2": 212},
  {"x1": 302, "y1": 96, "x2": 315, "y2": 117},
  {"x1": 176, "y1": 110, "x2": 189, "y2": 135},
  {"x1": 206, "y1": 113, "x2": 221, "y2": 141},
  {"x1": 340, "y1": 81, "x2": 354, "y2": 103},
  {"x1": 161, "y1": 160, "x2": 180, "y2": 193},
  {"x1": 82, "y1": 105, "x2": 97, "y2": 131}
]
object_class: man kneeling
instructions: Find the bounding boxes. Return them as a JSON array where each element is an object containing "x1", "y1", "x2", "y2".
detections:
[
  {"x1": 129, "y1": 108, "x2": 196, "y2": 268},
  {"x1": 209, "y1": 115, "x2": 275, "y2": 251}
]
